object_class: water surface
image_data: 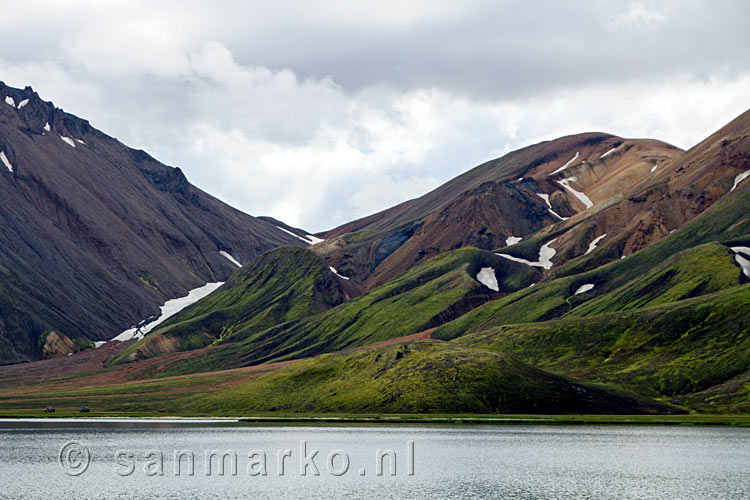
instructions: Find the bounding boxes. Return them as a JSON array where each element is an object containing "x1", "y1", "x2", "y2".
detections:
[{"x1": 1, "y1": 423, "x2": 749, "y2": 499}]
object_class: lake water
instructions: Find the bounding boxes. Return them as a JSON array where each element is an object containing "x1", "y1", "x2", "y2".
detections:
[{"x1": 1, "y1": 422, "x2": 749, "y2": 499}]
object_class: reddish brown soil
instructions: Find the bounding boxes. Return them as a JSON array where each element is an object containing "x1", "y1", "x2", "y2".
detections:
[
  {"x1": 360, "y1": 328, "x2": 434, "y2": 350},
  {"x1": 0, "y1": 330, "x2": 436, "y2": 396}
]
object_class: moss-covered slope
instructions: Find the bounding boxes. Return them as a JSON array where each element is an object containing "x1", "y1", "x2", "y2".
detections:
[
  {"x1": 117, "y1": 247, "x2": 352, "y2": 361},
  {"x1": 456, "y1": 285, "x2": 750, "y2": 412},
  {"x1": 140, "y1": 248, "x2": 537, "y2": 375},
  {"x1": 183, "y1": 341, "x2": 679, "y2": 415}
]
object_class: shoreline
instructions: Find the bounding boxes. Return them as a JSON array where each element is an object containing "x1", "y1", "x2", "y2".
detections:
[{"x1": 2, "y1": 414, "x2": 750, "y2": 427}]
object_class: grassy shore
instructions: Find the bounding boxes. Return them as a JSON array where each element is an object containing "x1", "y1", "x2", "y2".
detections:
[{"x1": 2, "y1": 411, "x2": 750, "y2": 427}]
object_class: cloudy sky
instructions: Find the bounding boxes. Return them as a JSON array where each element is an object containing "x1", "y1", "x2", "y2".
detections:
[{"x1": 1, "y1": 0, "x2": 748, "y2": 231}]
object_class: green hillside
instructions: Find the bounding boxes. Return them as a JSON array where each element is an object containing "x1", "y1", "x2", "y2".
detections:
[
  {"x1": 180, "y1": 341, "x2": 678, "y2": 415},
  {"x1": 144, "y1": 248, "x2": 537, "y2": 376},
  {"x1": 115, "y1": 247, "x2": 350, "y2": 362},
  {"x1": 457, "y1": 285, "x2": 750, "y2": 412},
  {"x1": 435, "y1": 190, "x2": 750, "y2": 341}
]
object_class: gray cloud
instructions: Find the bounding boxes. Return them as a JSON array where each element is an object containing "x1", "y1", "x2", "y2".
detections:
[{"x1": 0, "y1": 0, "x2": 748, "y2": 232}]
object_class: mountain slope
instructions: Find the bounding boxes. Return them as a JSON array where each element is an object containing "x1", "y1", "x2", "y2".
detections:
[
  {"x1": 535, "y1": 109, "x2": 750, "y2": 276},
  {"x1": 119, "y1": 247, "x2": 539, "y2": 375},
  {"x1": 118, "y1": 247, "x2": 356, "y2": 359},
  {"x1": 434, "y1": 188, "x2": 750, "y2": 340},
  {"x1": 0, "y1": 82, "x2": 305, "y2": 363}
]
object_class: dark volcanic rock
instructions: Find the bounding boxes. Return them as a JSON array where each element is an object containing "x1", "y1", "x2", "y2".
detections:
[{"x1": 0, "y1": 82, "x2": 305, "y2": 363}]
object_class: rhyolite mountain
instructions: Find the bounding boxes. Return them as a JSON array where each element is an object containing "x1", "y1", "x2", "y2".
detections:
[
  {"x1": 313, "y1": 133, "x2": 685, "y2": 289},
  {"x1": 314, "y1": 111, "x2": 750, "y2": 291},
  {"x1": 0, "y1": 82, "x2": 308, "y2": 364}
]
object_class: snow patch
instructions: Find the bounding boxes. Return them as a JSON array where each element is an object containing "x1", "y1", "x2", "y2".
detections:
[
  {"x1": 275, "y1": 225, "x2": 323, "y2": 245},
  {"x1": 506, "y1": 236, "x2": 522, "y2": 246},
  {"x1": 537, "y1": 193, "x2": 568, "y2": 221},
  {"x1": 43, "y1": 122, "x2": 50, "y2": 132},
  {"x1": 585, "y1": 234, "x2": 607, "y2": 256},
  {"x1": 558, "y1": 176, "x2": 593, "y2": 209},
  {"x1": 94, "y1": 341, "x2": 106, "y2": 348},
  {"x1": 219, "y1": 251, "x2": 242, "y2": 268},
  {"x1": 329, "y1": 266, "x2": 350, "y2": 280},
  {"x1": 650, "y1": 164, "x2": 658, "y2": 173},
  {"x1": 476, "y1": 267, "x2": 499, "y2": 292},
  {"x1": 550, "y1": 152, "x2": 580, "y2": 175},
  {"x1": 75, "y1": 139, "x2": 86, "y2": 145},
  {"x1": 305, "y1": 234, "x2": 325, "y2": 245},
  {"x1": 731, "y1": 247, "x2": 750, "y2": 278},
  {"x1": 0, "y1": 151, "x2": 12, "y2": 173},
  {"x1": 734, "y1": 255, "x2": 750, "y2": 279},
  {"x1": 496, "y1": 238, "x2": 557, "y2": 270},
  {"x1": 4, "y1": 96, "x2": 14, "y2": 107},
  {"x1": 599, "y1": 147, "x2": 617, "y2": 159},
  {"x1": 17, "y1": 99, "x2": 29, "y2": 109},
  {"x1": 60, "y1": 136, "x2": 76, "y2": 148},
  {"x1": 574, "y1": 284, "x2": 595, "y2": 295},
  {"x1": 113, "y1": 282, "x2": 224, "y2": 342},
  {"x1": 731, "y1": 170, "x2": 750, "y2": 192}
]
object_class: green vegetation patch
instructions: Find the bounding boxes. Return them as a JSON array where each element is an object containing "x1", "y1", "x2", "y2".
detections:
[{"x1": 180, "y1": 341, "x2": 677, "y2": 415}]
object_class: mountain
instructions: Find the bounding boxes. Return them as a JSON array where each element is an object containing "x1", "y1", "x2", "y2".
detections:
[
  {"x1": 314, "y1": 133, "x2": 683, "y2": 290},
  {"x1": 0, "y1": 82, "x2": 306, "y2": 364},
  {"x1": 315, "y1": 111, "x2": 749, "y2": 294},
  {"x1": 111, "y1": 109, "x2": 750, "y2": 381},
  {"x1": 101, "y1": 108, "x2": 749, "y2": 414}
]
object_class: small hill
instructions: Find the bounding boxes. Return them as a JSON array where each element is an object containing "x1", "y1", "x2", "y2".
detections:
[{"x1": 182, "y1": 341, "x2": 679, "y2": 415}]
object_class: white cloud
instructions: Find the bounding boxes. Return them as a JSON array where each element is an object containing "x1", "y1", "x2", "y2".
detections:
[
  {"x1": 0, "y1": 2, "x2": 747, "y2": 233},
  {"x1": 608, "y1": 1, "x2": 668, "y2": 32}
]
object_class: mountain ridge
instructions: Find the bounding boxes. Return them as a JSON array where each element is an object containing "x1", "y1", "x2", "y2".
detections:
[{"x1": 0, "y1": 82, "x2": 307, "y2": 363}]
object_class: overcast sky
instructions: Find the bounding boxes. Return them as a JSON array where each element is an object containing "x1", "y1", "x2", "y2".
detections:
[{"x1": 1, "y1": 0, "x2": 748, "y2": 231}]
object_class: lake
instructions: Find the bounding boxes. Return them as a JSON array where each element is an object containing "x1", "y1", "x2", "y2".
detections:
[{"x1": 1, "y1": 421, "x2": 749, "y2": 499}]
